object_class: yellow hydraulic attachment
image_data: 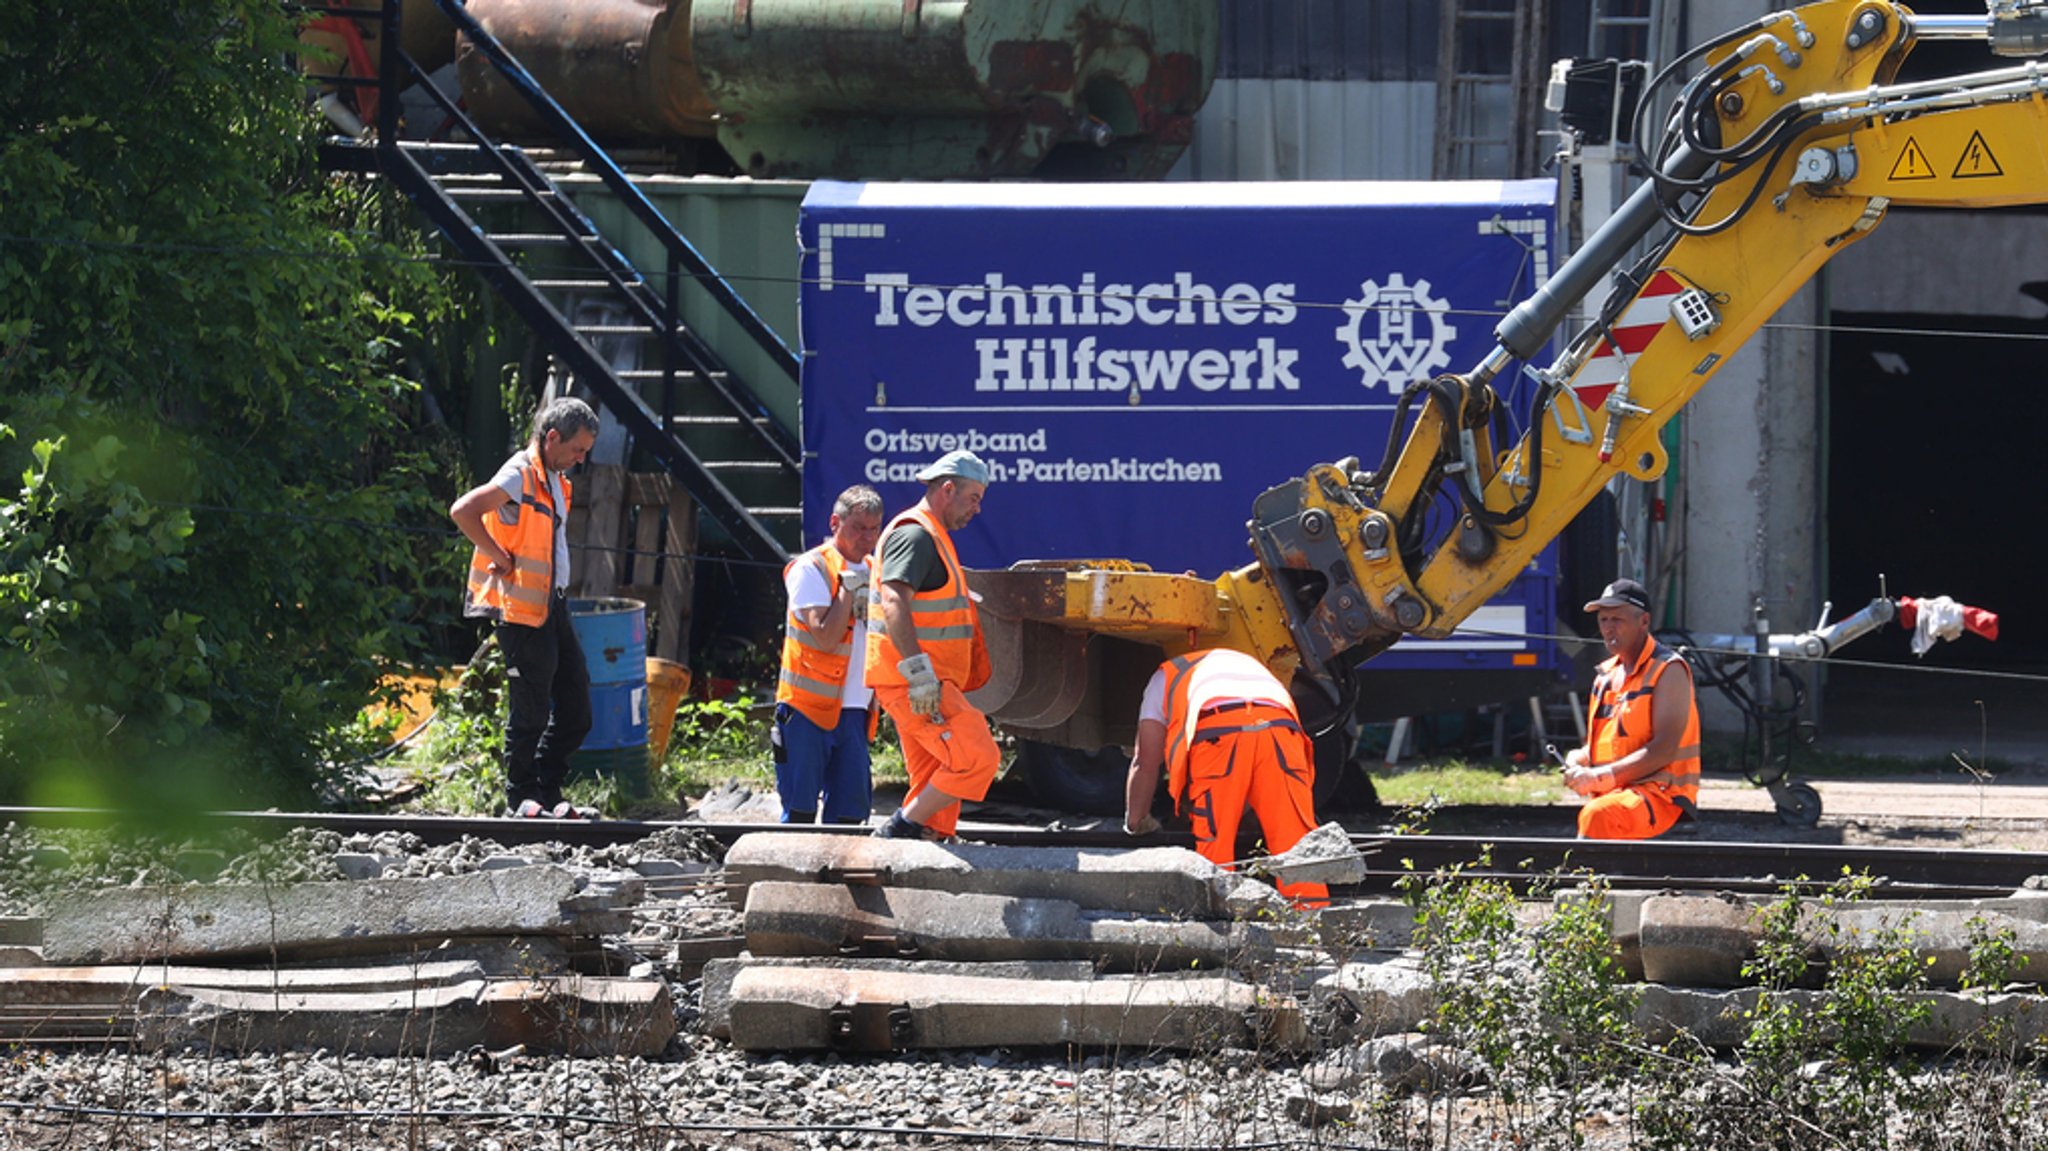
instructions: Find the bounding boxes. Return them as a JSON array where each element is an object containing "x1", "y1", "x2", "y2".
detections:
[{"x1": 970, "y1": 0, "x2": 2048, "y2": 755}]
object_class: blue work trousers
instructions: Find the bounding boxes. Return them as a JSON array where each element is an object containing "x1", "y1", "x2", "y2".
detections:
[{"x1": 773, "y1": 703, "x2": 873, "y2": 824}]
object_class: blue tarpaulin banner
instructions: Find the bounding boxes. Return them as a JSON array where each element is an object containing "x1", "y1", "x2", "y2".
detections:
[{"x1": 798, "y1": 180, "x2": 1561, "y2": 671}]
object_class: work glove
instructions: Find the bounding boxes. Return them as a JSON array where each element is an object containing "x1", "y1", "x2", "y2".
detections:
[
  {"x1": 898, "y1": 652, "x2": 943, "y2": 720},
  {"x1": 1125, "y1": 812, "x2": 1162, "y2": 837},
  {"x1": 839, "y1": 566, "x2": 869, "y2": 599}
]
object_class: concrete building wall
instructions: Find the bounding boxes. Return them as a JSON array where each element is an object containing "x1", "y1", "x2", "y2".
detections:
[
  {"x1": 1674, "y1": 0, "x2": 1826, "y2": 729},
  {"x1": 1828, "y1": 209, "x2": 2048, "y2": 319}
]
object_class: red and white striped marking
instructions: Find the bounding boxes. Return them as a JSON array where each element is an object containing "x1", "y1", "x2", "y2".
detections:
[{"x1": 1571, "y1": 270, "x2": 1684, "y2": 410}]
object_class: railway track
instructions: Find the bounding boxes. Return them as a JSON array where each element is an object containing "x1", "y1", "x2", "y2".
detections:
[{"x1": 7, "y1": 804, "x2": 2044, "y2": 901}]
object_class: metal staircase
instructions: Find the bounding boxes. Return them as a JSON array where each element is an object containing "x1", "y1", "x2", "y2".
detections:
[{"x1": 314, "y1": 0, "x2": 799, "y2": 563}]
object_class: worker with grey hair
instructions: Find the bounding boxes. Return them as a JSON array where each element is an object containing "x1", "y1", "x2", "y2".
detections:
[
  {"x1": 774, "y1": 484, "x2": 886, "y2": 823},
  {"x1": 450, "y1": 395, "x2": 601, "y2": 819}
]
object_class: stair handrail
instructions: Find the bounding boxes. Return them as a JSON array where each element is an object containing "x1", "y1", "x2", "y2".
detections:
[
  {"x1": 411, "y1": 0, "x2": 800, "y2": 381},
  {"x1": 371, "y1": 50, "x2": 801, "y2": 467}
]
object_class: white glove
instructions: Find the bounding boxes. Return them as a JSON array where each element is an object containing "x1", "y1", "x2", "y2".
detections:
[
  {"x1": 898, "y1": 653, "x2": 943, "y2": 720},
  {"x1": 839, "y1": 566, "x2": 869, "y2": 599},
  {"x1": 1125, "y1": 813, "x2": 1162, "y2": 837}
]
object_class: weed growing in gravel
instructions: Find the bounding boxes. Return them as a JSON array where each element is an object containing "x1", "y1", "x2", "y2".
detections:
[
  {"x1": 1635, "y1": 871, "x2": 1936, "y2": 1149},
  {"x1": 1398, "y1": 855, "x2": 1639, "y2": 1149}
]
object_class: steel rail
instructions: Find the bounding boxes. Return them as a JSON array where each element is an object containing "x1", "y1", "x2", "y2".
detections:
[{"x1": 5, "y1": 807, "x2": 2041, "y2": 900}]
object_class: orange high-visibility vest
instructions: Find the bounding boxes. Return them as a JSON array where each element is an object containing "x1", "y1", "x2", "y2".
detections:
[
  {"x1": 777, "y1": 543, "x2": 862, "y2": 730},
  {"x1": 866, "y1": 506, "x2": 979, "y2": 687},
  {"x1": 1157, "y1": 648, "x2": 1296, "y2": 807},
  {"x1": 1587, "y1": 641, "x2": 1701, "y2": 801},
  {"x1": 463, "y1": 445, "x2": 567, "y2": 627}
]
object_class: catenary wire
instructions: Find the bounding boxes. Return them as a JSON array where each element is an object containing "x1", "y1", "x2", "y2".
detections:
[{"x1": 7, "y1": 231, "x2": 2048, "y2": 347}]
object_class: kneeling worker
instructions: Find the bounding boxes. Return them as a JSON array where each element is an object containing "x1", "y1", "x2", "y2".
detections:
[
  {"x1": 1123, "y1": 648, "x2": 1326, "y2": 906},
  {"x1": 1564, "y1": 578, "x2": 1701, "y2": 839}
]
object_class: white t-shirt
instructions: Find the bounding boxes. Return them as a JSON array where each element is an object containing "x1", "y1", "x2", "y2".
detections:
[
  {"x1": 1138, "y1": 651, "x2": 1289, "y2": 726},
  {"x1": 785, "y1": 554, "x2": 871, "y2": 708},
  {"x1": 491, "y1": 454, "x2": 570, "y2": 591}
]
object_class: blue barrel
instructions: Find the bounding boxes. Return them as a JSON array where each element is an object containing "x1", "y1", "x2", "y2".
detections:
[{"x1": 568, "y1": 597, "x2": 650, "y2": 794}]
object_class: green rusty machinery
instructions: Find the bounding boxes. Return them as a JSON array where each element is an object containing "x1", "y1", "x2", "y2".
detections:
[{"x1": 330, "y1": 0, "x2": 1217, "y2": 180}]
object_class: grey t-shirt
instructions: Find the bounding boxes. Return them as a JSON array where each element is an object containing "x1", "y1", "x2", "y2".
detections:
[{"x1": 491, "y1": 453, "x2": 570, "y2": 590}]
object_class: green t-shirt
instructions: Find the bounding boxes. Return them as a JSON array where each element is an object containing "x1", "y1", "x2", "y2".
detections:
[{"x1": 878, "y1": 523, "x2": 948, "y2": 592}]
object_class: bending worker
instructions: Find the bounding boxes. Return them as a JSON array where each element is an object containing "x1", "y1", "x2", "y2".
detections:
[
  {"x1": 449, "y1": 396, "x2": 600, "y2": 820},
  {"x1": 773, "y1": 484, "x2": 885, "y2": 824},
  {"x1": 1123, "y1": 648, "x2": 1327, "y2": 906},
  {"x1": 1564, "y1": 578, "x2": 1702, "y2": 839},
  {"x1": 867, "y1": 451, "x2": 999, "y2": 840}
]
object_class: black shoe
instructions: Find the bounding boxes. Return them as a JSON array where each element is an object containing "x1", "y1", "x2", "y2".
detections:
[
  {"x1": 872, "y1": 810, "x2": 928, "y2": 839},
  {"x1": 510, "y1": 799, "x2": 552, "y2": 820}
]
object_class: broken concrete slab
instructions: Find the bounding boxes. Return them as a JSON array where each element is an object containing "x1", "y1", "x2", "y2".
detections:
[
  {"x1": 481, "y1": 976, "x2": 674, "y2": 1057},
  {"x1": 1639, "y1": 894, "x2": 2048, "y2": 989},
  {"x1": 1638, "y1": 894, "x2": 1760, "y2": 988},
  {"x1": 41, "y1": 866, "x2": 640, "y2": 965},
  {"x1": 1308, "y1": 956, "x2": 1433, "y2": 1041},
  {"x1": 700, "y1": 956, "x2": 1099, "y2": 1039},
  {"x1": 1634, "y1": 983, "x2": 2048, "y2": 1051},
  {"x1": 0, "y1": 917, "x2": 42, "y2": 947},
  {"x1": 137, "y1": 981, "x2": 491, "y2": 1056},
  {"x1": 725, "y1": 965, "x2": 1305, "y2": 1053},
  {"x1": 1251, "y1": 823, "x2": 1371, "y2": 888},
  {"x1": 742, "y1": 881, "x2": 1274, "y2": 974},
  {"x1": 1318, "y1": 899, "x2": 1418, "y2": 954},
  {"x1": 0, "y1": 961, "x2": 488, "y2": 1043},
  {"x1": 1, "y1": 960, "x2": 487, "y2": 1002},
  {"x1": 725, "y1": 833, "x2": 1236, "y2": 918}
]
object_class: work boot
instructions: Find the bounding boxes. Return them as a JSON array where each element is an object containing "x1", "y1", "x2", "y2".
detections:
[
  {"x1": 872, "y1": 810, "x2": 929, "y2": 840},
  {"x1": 510, "y1": 799, "x2": 552, "y2": 820}
]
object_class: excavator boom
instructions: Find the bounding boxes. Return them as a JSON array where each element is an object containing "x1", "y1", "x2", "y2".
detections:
[{"x1": 972, "y1": 0, "x2": 2048, "y2": 760}]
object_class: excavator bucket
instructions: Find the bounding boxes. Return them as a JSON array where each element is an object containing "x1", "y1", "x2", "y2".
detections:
[{"x1": 966, "y1": 562, "x2": 1262, "y2": 753}]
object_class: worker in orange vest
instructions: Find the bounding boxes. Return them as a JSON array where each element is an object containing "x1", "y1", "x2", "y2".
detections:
[
  {"x1": 867, "y1": 451, "x2": 999, "y2": 840},
  {"x1": 449, "y1": 396, "x2": 600, "y2": 819},
  {"x1": 1123, "y1": 648, "x2": 1327, "y2": 906},
  {"x1": 773, "y1": 484, "x2": 885, "y2": 824},
  {"x1": 1564, "y1": 578, "x2": 1703, "y2": 839}
]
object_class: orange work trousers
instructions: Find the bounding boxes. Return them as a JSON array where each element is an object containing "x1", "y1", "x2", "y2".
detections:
[
  {"x1": 1178, "y1": 703, "x2": 1327, "y2": 906},
  {"x1": 872, "y1": 681, "x2": 1000, "y2": 838},
  {"x1": 1578, "y1": 784, "x2": 1688, "y2": 840}
]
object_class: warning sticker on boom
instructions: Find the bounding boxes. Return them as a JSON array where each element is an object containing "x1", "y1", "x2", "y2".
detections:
[
  {"x1": 1953, "y1": 131, "x2": 2004, "y2": 179},
  {"x1": 1889, "y1": 137, "x2": 1935, "y2": 181}
]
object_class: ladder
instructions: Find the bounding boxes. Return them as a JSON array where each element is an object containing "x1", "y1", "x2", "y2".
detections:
[
  {"x1": 1588, "y1": 0, "x2": 1678, "y2": 70},
  {"x1": 1433, "y1": 0, "x2": 1549, "y2": 179},
  {"x1": 316, "y1": 0, "x2": 800, "y2": 564}
]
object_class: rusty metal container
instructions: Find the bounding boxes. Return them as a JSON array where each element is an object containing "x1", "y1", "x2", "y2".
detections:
[
  {"x1": 689, "y1": 0, "x2": 1216, "y2": 179},
  {"x1": 458, "y1": 0, "x2": 719, "y2": 142}
]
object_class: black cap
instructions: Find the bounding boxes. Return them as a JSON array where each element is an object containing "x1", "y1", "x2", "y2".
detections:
[{"x1": 1583, "y1": 578, "x2": 1651, "y2": 614}]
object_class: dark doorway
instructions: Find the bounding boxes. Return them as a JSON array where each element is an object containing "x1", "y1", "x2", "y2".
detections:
[{"x1": 1823, "y1": 310, "x2": 2048, "y2": 755}]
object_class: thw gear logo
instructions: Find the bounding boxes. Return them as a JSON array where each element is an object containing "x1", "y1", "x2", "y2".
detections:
[{"x1": 1336, "y1": 274, "x2": 1456, "y2": 393}]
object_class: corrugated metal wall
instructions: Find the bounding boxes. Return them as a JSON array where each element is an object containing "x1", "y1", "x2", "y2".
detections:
[{"x1": 1172, "y1": 0, "x2": 1657, "y2": 182}]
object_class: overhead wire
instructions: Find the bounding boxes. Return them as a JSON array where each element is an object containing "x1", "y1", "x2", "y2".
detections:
[{"x1": 6, "y1": 230, "x2": 2048, "y2": 347}]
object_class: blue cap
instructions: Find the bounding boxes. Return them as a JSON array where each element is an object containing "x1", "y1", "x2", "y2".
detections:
[{"x1": 915, "y1": 449, "x2": 991, "y2": 485}]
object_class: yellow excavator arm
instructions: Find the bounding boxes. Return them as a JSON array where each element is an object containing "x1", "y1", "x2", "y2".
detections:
[{"x1": 971, "y1": 0, "x2": 2048, "y2": 755}]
